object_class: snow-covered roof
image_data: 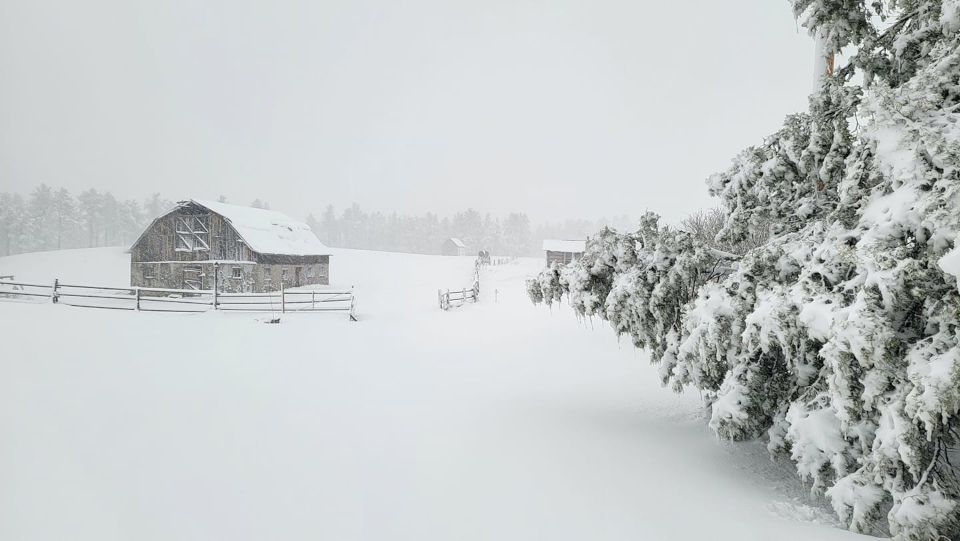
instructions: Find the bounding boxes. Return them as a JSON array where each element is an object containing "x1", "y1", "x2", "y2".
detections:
[
  {"x1": 542, "y1": 239, "x2": 586, "y2": 253},
  {"x1": 447, "y1": 238, "x2": 466, "y2": 248},
  {"x1": 189, "y1": 200, "x2": 331, "y2": 256}
]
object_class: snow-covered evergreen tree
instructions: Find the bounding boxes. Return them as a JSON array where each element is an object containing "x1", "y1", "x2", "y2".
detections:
[{"x1": 528, "y1": 2, "x2": 960, "y2": 537}]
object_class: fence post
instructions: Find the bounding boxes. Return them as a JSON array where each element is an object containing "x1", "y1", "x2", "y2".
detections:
[
  {"x1": 348, "y1": 285, "x2": 357, "y2": 321},
  {"x1": 135, "y1": 287, "x2": 141, "y2": 311},
  {"x1": 51, "y1": 279, "x2": 59, "y2": 304},
  {"x1": 213, "y1": 262, "x2": 219, "y2": 310},
  {"x1": 461, "y1": 288, "x2": 466, "y2": 306},
  {"x1": 312, "y1": 290, "x2": 316, "y2": 310},
  {"x1": 281, "y1": 284, "x2": 286, "y2": 313}
]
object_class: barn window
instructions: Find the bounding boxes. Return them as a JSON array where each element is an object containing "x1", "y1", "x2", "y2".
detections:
[
  {"x1": 143, "y1": 264, "x2": 156, "y2": 279},
  {"x1": 318, "y1": 265, "x2": 328, "y2": 279},
  {"x1": 306, "y1": 265, "x2": 315, "y2": 279},
  {"x1": 175, "y1": 215, "x2": 210, "y2": 252},
  {"x1": 232, "y1": 266, "x2": 242, "y2": 279},
  {"x1": 281, "y1": 267, "x2": 289, "y2": 282},
  {"x1": 263, "y1": 266, "x2": 272, "y2": 281}
]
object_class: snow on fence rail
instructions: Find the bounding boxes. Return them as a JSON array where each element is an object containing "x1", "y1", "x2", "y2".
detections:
[
  {"x1": 0, "y1": 278, "x2": 358, "y2": 320},
  {"x1": 438, "y1": 258, "x2": 482, "y2": 310}
]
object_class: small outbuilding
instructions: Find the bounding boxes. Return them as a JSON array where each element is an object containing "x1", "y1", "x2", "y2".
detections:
[
  {"x1": 441, "y1": 238, "x2": 468, "y2": 256},
  {"x1": 129, "y1": 199, "x2": 332, "y2": 292},
  {"x1": 543, "y1": 239, "x2": 586, "y2": 266}
]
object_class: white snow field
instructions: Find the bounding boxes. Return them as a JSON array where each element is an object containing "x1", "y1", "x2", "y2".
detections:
[{"x1": 0, "y1": 248, "x2": 870, "y2": 541}]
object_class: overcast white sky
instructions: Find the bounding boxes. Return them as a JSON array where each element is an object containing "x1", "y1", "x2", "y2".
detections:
[{"x1": 0, "y1": 0, "x2": 815, "y2": 224}]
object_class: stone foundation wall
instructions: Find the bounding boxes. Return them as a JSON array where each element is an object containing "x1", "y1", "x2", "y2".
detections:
[{"x1": 131, "y1": 261, "x2": 330, "y2": 292}]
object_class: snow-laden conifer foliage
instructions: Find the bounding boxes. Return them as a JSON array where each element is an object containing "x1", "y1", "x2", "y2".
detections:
[{"x1": 528, "y1": 2, "x2": 960, "y2": 538}]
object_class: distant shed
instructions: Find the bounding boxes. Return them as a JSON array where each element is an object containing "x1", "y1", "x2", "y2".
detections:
[
  {"x1": 441, "y1": 238, "x2": 468, "y2": 256},
  {"x1": 129, "y1": 199, "x2": 332, "y2": 292},
  {"x1": 543, "y1": 239, "x2": 586, "y2": 266}
]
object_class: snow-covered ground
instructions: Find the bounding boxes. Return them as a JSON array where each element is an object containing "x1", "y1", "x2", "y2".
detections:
[{"x1": 0, "y1": 248, "x2": 870, "y2": 541}]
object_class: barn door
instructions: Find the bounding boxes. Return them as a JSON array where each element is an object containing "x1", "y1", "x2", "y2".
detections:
[
  {"x1": 294, "y1": 266, "x2": 302, "y2": 287},
  {"x1": 183, "y1": 265, "x2": 203, "y2": 290}
]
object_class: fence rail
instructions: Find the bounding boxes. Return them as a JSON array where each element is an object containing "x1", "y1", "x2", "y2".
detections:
[
  {"x1": 438, "y1": 284, "x2": 479, "y2": 310},
  {"x1": 438, "y1": 257, "x2": 484, "y2": 310},
  {"x1": 0, "y1": 277, "x2": 357, "y2": 320}
]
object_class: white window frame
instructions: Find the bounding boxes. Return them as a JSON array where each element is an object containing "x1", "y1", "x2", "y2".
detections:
[{"x1": 232, "y1": 266, "x2": 242, "y2": 279}]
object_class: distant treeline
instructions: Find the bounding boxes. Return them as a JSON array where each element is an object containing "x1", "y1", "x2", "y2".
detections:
[
  {"x1": 0, "y1": 186, "x2": 633, "y2": 258},
  {"x1": 0, "y1": 186, "x2": 174, "y2": 257},
  {"x1": 306, "y1": 204, "x2": 635, "y2": 256}
]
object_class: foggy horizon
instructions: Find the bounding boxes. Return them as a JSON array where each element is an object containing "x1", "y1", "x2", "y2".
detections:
[
  {"x1": 0, "y1": 183, "x2": 640, "y2": 228},
  {"x1": 1, "y1": 0, "x2": 817, "y2": 226}
]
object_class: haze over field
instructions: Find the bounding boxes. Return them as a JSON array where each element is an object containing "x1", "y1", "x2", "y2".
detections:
[{"x1": 0, "y1": 0, "x2": 815, "y2": 223}]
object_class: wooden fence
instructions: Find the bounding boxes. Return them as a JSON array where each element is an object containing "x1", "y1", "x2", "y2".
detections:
[
  {"x1": 438, "y1": 258, "x2": 482, "y2": 310},
  {"x1": 438, "y1": 284, "x2": 479, "y2": 310},
  {"x1": 0, "y1": 277, "x2": 357, "y2": 320}
]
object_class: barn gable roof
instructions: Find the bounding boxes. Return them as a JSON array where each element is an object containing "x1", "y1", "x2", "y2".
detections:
[
  {"x1": 131, "y1": 200, "x2": 331, "y2": 257},
  {"x1": 542, "y1": 239, "x2": 586, "y2": 253},
  {"x1": 192, "y1": 200, "x2": 331, "y2": 256}
]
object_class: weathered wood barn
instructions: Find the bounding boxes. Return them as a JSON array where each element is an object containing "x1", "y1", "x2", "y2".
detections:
[
  {"x1": 542, "y1": 239, "x2": 586, "y2": 266},
  {"x1": 130, "y1": 200, "x2": 332, "y2": 292},
  {"x1": 441, "y1": 238, "x2": 468, "y2": 256}
]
